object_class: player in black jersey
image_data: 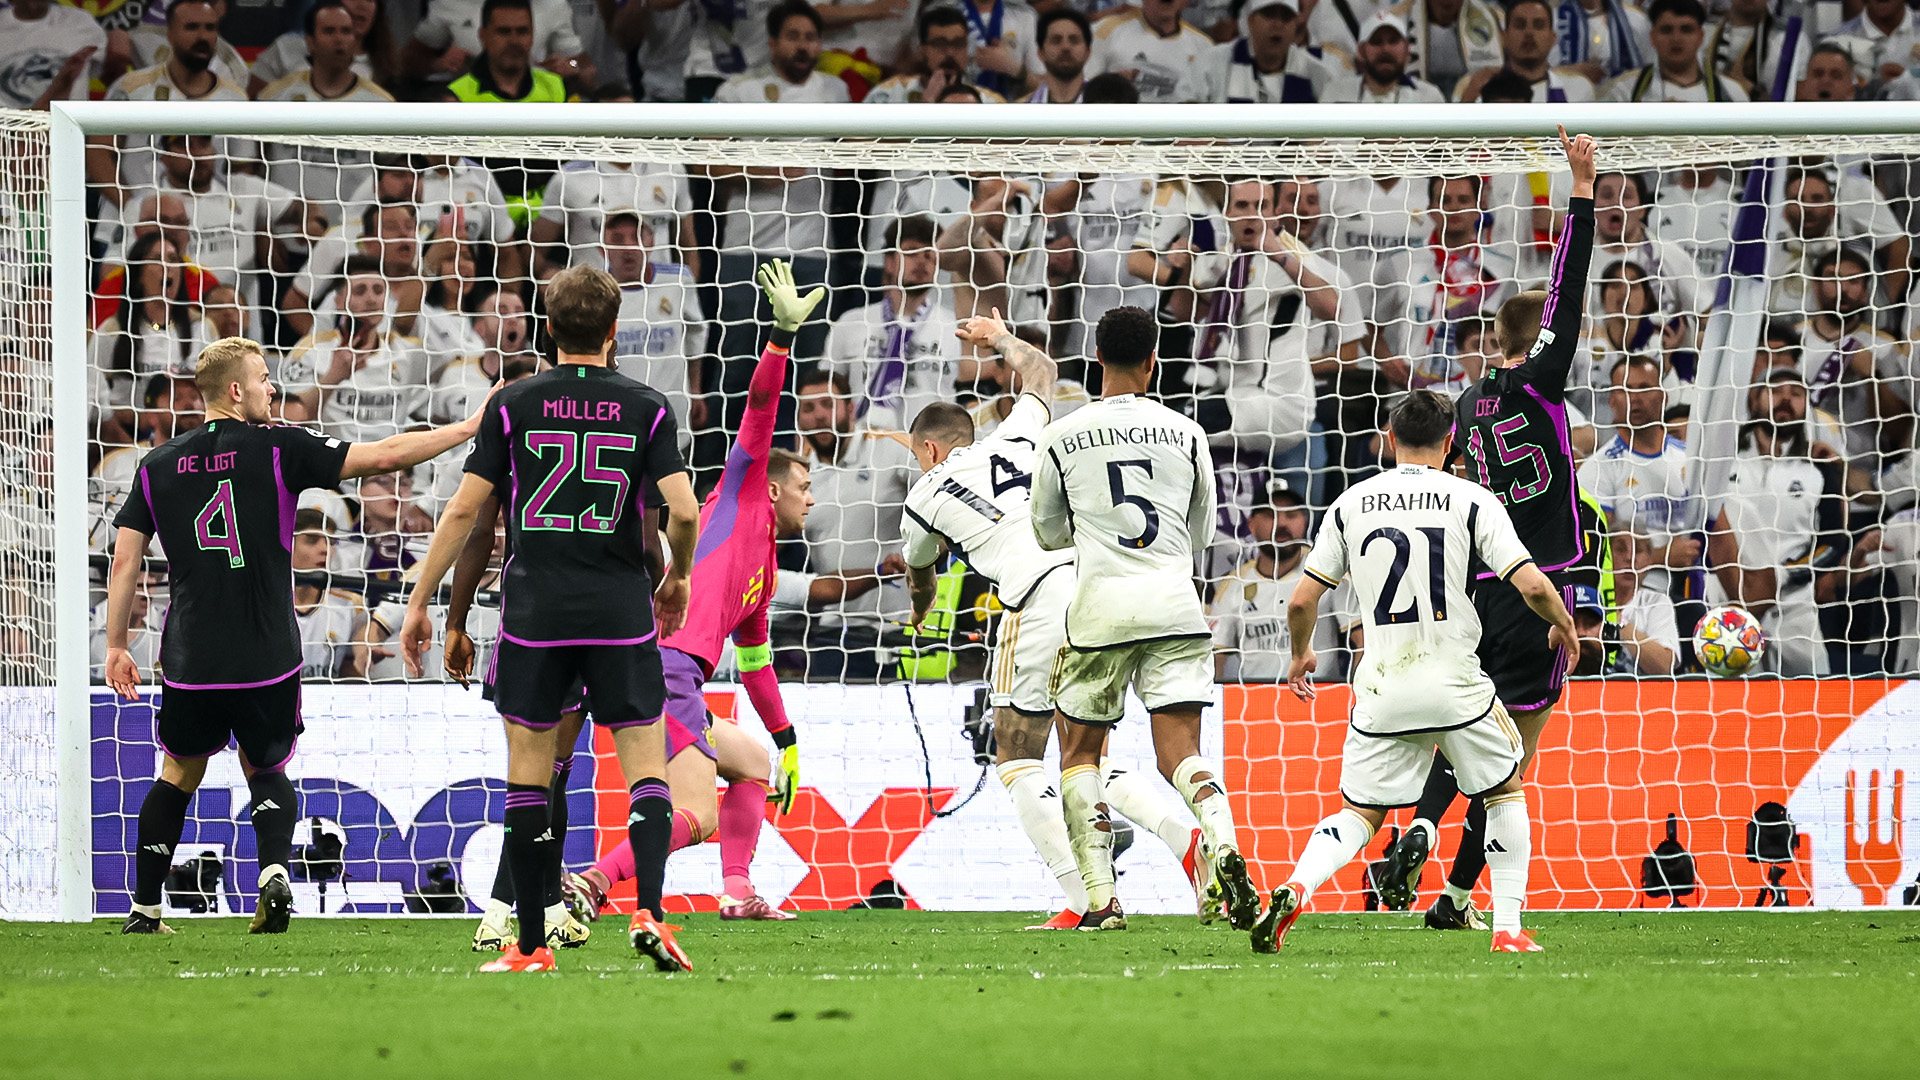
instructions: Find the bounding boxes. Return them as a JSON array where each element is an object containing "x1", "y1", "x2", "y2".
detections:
[
  {"x1": 104, "y1": 336, "x2": 492, "y2": 936},
  {"x1": 399, "y1": 265, "x2": 702, "y2": 974},
  {"x1": 1373, "y1": 127, "x2": 1598, "y2": 930}
]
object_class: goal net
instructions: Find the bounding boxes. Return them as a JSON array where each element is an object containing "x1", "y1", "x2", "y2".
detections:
[{"x1": 8, "y1": 101, "x2": 1920, "y2": 920}]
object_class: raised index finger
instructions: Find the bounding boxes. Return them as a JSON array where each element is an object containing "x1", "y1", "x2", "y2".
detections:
[{"x1": 1557, "y1": 123, "x2": 1572, "y2": 154}]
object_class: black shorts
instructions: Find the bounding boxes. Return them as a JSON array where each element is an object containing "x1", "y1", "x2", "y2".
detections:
[
  {"x1": 491, "y1": 638, "x2": 663, "y2": 731},
  {"x1": 156, "y1": 671, "x2": 303, "y2": 770},
  {"x1": 1473, "y1": 573, "x2": 1573, "y2": 713},
  {"x1": 481, "y1": 669, "x2": 589, "y2": 718}
]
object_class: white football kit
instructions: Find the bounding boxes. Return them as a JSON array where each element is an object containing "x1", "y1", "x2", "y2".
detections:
[
  {"x1": 901, "y1": 395, "x2": 1076, "y2": 713},
  {"x1": 1032, "y1": 393, "x2": 1216, "y2": 723},
  {"x1": 1302, "y1": 464, "x2": 1535, "y2": 807}
]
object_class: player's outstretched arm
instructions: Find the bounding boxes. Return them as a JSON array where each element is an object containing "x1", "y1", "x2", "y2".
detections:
[
  {"x1": 957, "y1": 307, "x2": 1057, "y2": 404},
  {"x1": 400, "y1": 474, "x2": 494, "y2": 677},
  {"x1": 102, "y1": 526, "x2": 151, "y2": 701},
  {"x1": 441, "y1": 495, "x2": 501, "y2": 685},
  {"x1": 1509, "y1": 561, "x2": 1580, "y2": 658},
  {"x1": 1285, "y1": 574, "x2": 1329, "y2": 702},
  {"x1": 653, "y1": 471, "x2": 701, "y2": 637},
  {"x1": 757, "y1": 259, "x2": 825, "y2": 335},
  {"x1": 340, "y1": 381, "x2": 500, "y2": 480}
]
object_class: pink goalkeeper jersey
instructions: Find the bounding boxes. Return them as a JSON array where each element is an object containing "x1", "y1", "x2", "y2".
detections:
[{"x1": 658, "y1": 339, "x2": 787, "y2": 675}]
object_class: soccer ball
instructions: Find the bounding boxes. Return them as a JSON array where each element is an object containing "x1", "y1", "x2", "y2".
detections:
[{"x1": 1693, "y1": 605, "x2": 1765, "y2": 678}]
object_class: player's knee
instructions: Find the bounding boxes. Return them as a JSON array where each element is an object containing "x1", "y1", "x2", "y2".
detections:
[
  {"x1": 689, "y1": 805, "x2": 719, "y2": 841},
  {"x1": 160, "y1": 754, "x2": 207, "y2": 793},
  {"x1": 992, "y1": 710, "x2": 1051, "y2": 763}
]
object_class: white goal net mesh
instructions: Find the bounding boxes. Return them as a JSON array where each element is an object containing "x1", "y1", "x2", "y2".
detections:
[{"x1": 11, "y1": 107, "x2": 1920, "y2": 919}]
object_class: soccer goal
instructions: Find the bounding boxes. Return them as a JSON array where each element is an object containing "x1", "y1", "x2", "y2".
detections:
[{"x1": 4, "y1": 99, "x2": 1919, "y2": 922}]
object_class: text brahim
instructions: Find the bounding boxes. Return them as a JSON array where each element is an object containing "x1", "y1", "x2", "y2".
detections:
[{"x1": 1358, "y1": 491, "x2": 1452, "y2": 515}]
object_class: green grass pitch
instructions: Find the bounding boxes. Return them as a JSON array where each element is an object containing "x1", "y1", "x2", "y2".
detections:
[{"x1": 5, "y1": 911, "x2": 1917, "y2": 1078}]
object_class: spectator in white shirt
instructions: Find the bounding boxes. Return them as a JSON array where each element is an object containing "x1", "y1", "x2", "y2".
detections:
[
  {"x1": 606, "y1": 211, "x2": 709, "y2": 435},
  {"x1": 1454, "y1": 0, "x2": 1597, "y2": 101},
  {"x1": 254, "y1": 1, "x2": 397, "y2": 215},
  {"x1": 710, "y1": 1, "x2": 849, "y2": 423},
  {"x1": 1701, "y1": 0, "x2": 1797, "y2": 99},
  {"x1": 531, "y1": 158, "x2": 696, "y2": 278},
  {"x1": 1828, "y1": 0, "x2": 1920, "y2": 85},
  {"x1": 1204, "y1": 0, "x2": 1338, "y2": 102},
  {"x1": 87, "y1": 1, "x2": 252, "y2": 206},
  {"x1": 793, "y1": 367, "x2": 915, "y2": 678},
  {"x1": 1089, "y1": 0, "x2": 1216, "y2": 102},
  {"x1": 866, "y1": 7, "x2": 998, "y2": 102},
  {"x1": 1025, "y1": 7, "x2": 1091, "y2": 101},
  {"x1": 247, "y1": 0, "x2": 397, "y2": 94},
  {"x1": 1384, "y1": 0, "x2": 1506, "y2": 93},
  {"x1": 1322, "y1": 10, "x2": 1448, "y2": 102},
  {"x1": 816, "y1": 0, "x2": 917, "y2": 72},
  {"x1": 1603, "y1": 0, "x2": 1748, "y2": 101},
  {"x1": 279, "y1": 254, "x2": 431, "y2": 442},
  {"x1": 825, "y1": 216, "x2": 960, "y2": 431},
  {"x1": 401, "y1": 0, "x2": 589, "y2": 84},
  {"x1": 0, "y1": 0, "x2": 104, "y2": 110}
]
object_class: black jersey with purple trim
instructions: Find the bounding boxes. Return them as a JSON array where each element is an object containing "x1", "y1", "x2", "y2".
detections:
[
  {"x1": 464, "y1": 363, "x2": 685, "y2": 646},
  {"x1": 114, "y1": 420, "x2": 349, "y2": 688},
  {"x1": 1455, "y1": 196, "x2": 1594, "y2": 574}
]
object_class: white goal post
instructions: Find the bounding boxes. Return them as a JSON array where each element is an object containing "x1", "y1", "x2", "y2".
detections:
[{"x1": 11, "y1": 100, "x2": 1920, "y2": 921}]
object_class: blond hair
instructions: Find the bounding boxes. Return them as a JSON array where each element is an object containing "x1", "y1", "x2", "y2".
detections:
[{"x1": 195, "y1": 336, "x2": 263, "y2": 404}]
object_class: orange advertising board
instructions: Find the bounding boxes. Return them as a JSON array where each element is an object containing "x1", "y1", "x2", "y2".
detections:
[{"x1": 1225, "y1": 680, "x2": 1909, "y2": 910}]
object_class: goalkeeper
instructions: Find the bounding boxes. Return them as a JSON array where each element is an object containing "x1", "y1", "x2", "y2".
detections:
[{"x1": 568, "y1": 261, "x2": 821, "y2": 921}]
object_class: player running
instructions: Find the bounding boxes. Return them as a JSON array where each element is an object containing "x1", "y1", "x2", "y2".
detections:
[
  {"x1": 1254, "y1": 391, "x2": 1578, "y2": 955},
  {"x1": 561, "y1": 260, "x2": 822, "y2": 923},
  {"x1": 1373, "y1": 126, "x2": 1601, "y2": 930},
  {"x1": 902, "y1": 310, "x2": 1214, "y2": 930},
  {"x1": 401, "y1": 265, "x2": 701, "y2": 974},
  {"x1": 104, "y1": 336, "x2": 491, "y2": 936},
  {"x1": 1031, "y1": 306, "x2": 1260, "y2": 932}
]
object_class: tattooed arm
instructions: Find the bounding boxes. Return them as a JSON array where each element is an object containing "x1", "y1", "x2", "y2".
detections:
[{"x1": 956, "y1": 307, "x2": 1058, "y2": 404}]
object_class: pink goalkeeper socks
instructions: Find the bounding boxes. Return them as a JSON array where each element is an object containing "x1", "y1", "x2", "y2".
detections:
[{"x1": 720, "y1": 778, "x2": 769, "y2": 898}]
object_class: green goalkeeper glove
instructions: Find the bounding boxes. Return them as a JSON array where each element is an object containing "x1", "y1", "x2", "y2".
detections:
[
  {"x1": 756, "y1": 259, "x2": 826, "y2": 333},
  {"x1": 770, "y1": 743, "x2": 800, "y2": 815}
]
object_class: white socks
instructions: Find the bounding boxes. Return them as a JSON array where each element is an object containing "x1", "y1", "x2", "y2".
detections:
[
  {"x1": 998, "y1": 760, "x2": 1090, "y2": 914},
  {"x1": 1483, "y1": 792, "x2": 1531, "y2": 933},
  {"x1": 482, "y1": 897, "x2": 513, "y2": 925},
  {"x1": 1171, "y1": 756, "x2": 1239, "y2": 858},
  {"x1": 1059, "y1": 764, "x2": 1115, "y2": 910},
  {"x1": 1101, "y1": 760, "x2": 1197, "y2": 859},
  {"x1": 545, "y1": 901, "x2": 569, "y2": 928},
  {"x1": 1289, "y1": 809, "x2": 1376, "y2": 904},
  {"x1": 257, "y1": 863, "x2": 288, "y2": 888}
]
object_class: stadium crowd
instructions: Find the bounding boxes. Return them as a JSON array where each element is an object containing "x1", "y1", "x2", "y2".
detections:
[{"x1": 5, "y1": 0, "x2": 1914, "y2": 683}]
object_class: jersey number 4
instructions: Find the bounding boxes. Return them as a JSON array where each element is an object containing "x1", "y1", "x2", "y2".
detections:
[
  {"x1": 194, "y1": 479, "x2": 245, "y2": 569},
  {"x1": 1361, "y1": 526, "x2": 1446, "y2": 625},
  {"x1": 523, "y1": 431, "x2": 637, "y2": 533}
]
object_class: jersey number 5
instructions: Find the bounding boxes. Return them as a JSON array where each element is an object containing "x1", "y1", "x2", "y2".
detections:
[
  {"x1": 194, "y1": 479, "x2": 245, "y2": 569},
  {"x1": 1106, "y1": 459, "x2": 1160, "y2": 550},
  {"x1": 1360, "y1": 526, "x2": 1447, "y2": 625},
  {"x1": 524, "y1": 431, "x2": 637, "y2": 533}
]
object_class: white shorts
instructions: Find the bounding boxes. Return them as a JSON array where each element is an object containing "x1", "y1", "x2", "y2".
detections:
[
  {"x1": 989, "y1": 568, "x2": 1073, "y2": 714},
  {"x1": 1339, "y1": 701, "x2": 1524, "y2": 810},
  {"x1": 1053, "y1": 634, "x2": 1212, "y2": 725}
]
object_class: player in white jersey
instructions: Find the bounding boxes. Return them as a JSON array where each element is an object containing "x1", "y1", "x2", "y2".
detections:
[
  {"x1": 902, "y1": 310, "x2": 1213, "y2": 930},
  {"x1": 1031, "y1": 306, "x2": 1260, "y2": 933},
  {"x1": 1252, "y1": 391, "x2": 1577, "y2": 955}
]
